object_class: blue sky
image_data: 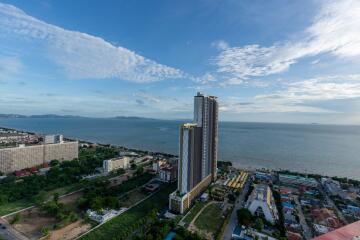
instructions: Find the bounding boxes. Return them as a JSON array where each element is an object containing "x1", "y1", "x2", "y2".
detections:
[{"x1": 0, "y1": 0, "x2": 360, "y2": 124}]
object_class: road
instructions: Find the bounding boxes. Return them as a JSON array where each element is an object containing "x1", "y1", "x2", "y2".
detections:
[
  {"x1": 222, "y1": 177, "x2": 251, "y2": 240},
  {"x1": 0, "y1": 218, "x2": 28, "y2": 240},
  {"x1": 294, "y1": 196, "x2": 313, "y2": 240},
  {"x1": 318, "y1": 185, "x2": 348, "y2": 225}
]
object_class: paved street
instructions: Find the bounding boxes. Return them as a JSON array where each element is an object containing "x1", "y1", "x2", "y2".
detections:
[
  {"x1": 0, "y1": 218, "x2": 28, "y2": 240},
  {"x1": 318, "y1": 185, "x2": 348, "y2": 225},
  {"x1": 294, "y1": 196, "x2": 313, "y2": 240},
  {"x1": 222, "y1": 177, "x2": 251, "y2": 240}
]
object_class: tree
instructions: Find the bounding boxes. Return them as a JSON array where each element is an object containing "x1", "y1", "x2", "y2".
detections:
[
  {"x1": 34, "y1": 191, "x2": 47, "y2": 206},
  {"x1": 0, "y1": 194, "x2": 8, "y2": 205},
  {"x1": 42, "y1": 201, "x2": 60, "y2": 215},
  {"x1": 105, "y1": 196, "x2": 120, "y2": 209},
  {"x1": 272, "y1": 230, "x2": 281, "y2": 239},
  {"x1": 90, "y1": 196, "x2": 104, "y2": 211},
  {"x1": 50, "y1": 160, "x2": 60, "y2": 167},
  {"x1": 116, "y1": 168, "x2": 125, "y2": 175},
  {"x1": 236, "y1": 208, "x2": 253, "y2": 226},
  {"x1": 10, "y1": 214, "x2": 21, "y2": 225},
  {"x1": 228, "y1": 193, "x2": 236, "y2": 202},
  {"x1": 53, "y1": 192, "x2": 59, "y2": 204},
  {"x1": 136, "y1": 166, "x2": 144, "y2": 176},
  {"x1": 255, "y1": 218, "x2": 264, "y2": 232}
]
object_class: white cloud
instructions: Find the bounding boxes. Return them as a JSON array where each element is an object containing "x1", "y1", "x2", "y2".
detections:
[
  {"x1": 192, "y1": 73, "x2": 217, "y2": 84},
  {"x1": 213, "y1": 0, "x2": 360, "y2": 85},
  {"x1": 0, "y1": 3, "x2": 184, "y2": 83},
  {"x1": 211, "y1": 40, "x2": 229, "y2": 50},
  {"x1": 221, "y1": 74, "x2": 360, "y2": 114}
]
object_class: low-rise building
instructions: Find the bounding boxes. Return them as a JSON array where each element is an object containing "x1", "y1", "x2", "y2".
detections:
[
  {"x1": 134, "y1": 155, "x2": 153, "y2": 164},
  {"x1": 119, "y1": 151, "x2": 139, "y2": 157},
  {"x1": 255, "y1": 171, "x2": 273, "y2": 182},
  {"x1": 159, "y1": 165, "x2": 177, "y2": 182},
  {"x1": 279, "y1": 174, "x2": 318, "y2": 188},
  {"x1": 86, "y1": 208, "x2": 127, "y2": 223},
  {"x1": 44, "y1": 134, "x2": 63, "y2": 144},
  {"x1": 232, "y1": 226, "x2": 277, "y2": 240},
  {"x1": 246, "y1": 184, "x2": 279, "y2": 224},
  {"x1": 322, "y1": 178, "x2": 342, "y2": 196},
  {"x1": 103, "y1": 157, "x2": 130, "y2": 173},
  {"x1": 152, "y1": 159, "x2": 167, "y2": 173}
]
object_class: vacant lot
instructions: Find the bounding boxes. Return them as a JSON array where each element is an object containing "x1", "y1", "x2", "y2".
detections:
[
  {"x1": 194, "y1": 203, "x2": 223, "y2": 236},
  {"x1": 5, "y1": 191, "x2": 83, "y2": 239}
]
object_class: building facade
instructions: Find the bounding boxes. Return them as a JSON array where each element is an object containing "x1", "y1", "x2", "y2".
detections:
[
  {"x1": 0, "y1": 141, "x2": 78, "y2": 173},
  {"x1": 169, "y1": 92, "x2": 218, "y2": 214},
  {"x1": 279, "y1": 174, "x2": 318, "y2": 188},
  {"x1": 103, "y1": 157, "x2": 130, "y2": 173},
  {"x1": 44, "y1": 134, "x2": 63, "y2": 144},
  {"x1": 246, "y1": 184, "x2": 279, "y2": 224}
]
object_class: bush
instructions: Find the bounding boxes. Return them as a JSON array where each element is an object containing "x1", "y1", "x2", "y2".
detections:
[
  {"x1": 10, "y1": 213, "x2": 21, "y2": 225},
  {"x1": 236, "y1": 208, "x2": 252, "y2": 226},
  {"x1": 41, "y1": 226, "x2": 50, "y2": 236}
]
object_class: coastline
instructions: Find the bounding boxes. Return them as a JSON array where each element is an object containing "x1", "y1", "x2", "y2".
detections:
[{"x1": 1, "y1": 125, "x2": 359, "y2": 181}]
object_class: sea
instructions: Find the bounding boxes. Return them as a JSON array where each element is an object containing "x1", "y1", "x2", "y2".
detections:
[{"x1": 0, "y1": 117, "x2": 359, "y2": 180}]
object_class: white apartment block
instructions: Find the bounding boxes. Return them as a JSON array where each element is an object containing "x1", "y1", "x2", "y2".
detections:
[
  {"x1": 0, "y1": 141, "x2": 78, "y2": 173},
  {"x1": 103, "y1": 157, "x2": 130, "y2": 173}
]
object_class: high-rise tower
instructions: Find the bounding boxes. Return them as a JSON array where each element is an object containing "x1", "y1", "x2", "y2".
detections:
[{"x1": 169, "y1": 92, "x2": 218, "y2": 214}]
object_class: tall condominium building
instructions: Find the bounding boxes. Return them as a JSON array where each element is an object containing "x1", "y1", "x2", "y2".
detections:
[
  {"x1": 0, "y1": 139, "x2": 78, "y2": 173},
  {"x1": 169, "y1": 92, "x2": 218, "y2": 214}
]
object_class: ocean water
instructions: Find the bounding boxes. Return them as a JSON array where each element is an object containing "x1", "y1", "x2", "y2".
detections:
[{"x1": 0, "y1": 117, "x2": 359, "y2": 180}]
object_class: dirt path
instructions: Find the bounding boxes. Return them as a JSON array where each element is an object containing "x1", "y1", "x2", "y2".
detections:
[{"x1": 47, "y1": 220, "x2": 91, "y2": 240}]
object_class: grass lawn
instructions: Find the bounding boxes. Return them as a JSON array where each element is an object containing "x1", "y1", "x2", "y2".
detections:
[
  {"x1": 80, "y1": 183, "x2": 176, "y2": 240},
  {"x1": 0, "y1": 199, "x2": 33, "y2": 217},
  {"x1": 118, "y1": 188, "x2": 149, "y2": 207},
  {"x1": 182, "y1": 201, "x2": 206, "y2": 226},
  {"x1": 194, "y1": 203, "x2": 223, "y2": 234},
  {"x1": 111, "y1": 173, "x2": 153, "y2": 195}
]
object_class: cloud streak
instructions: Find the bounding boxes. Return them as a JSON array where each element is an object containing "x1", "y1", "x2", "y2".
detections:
[
  {"x1": 0, "y1": 3, "x2": 184, "y2": 83},
  {"x1": 221, "y1": 74, "x2": 360, "y2": 114},
  {"x1": 213, "y1": 0, "x2": 360, "y2": 85}
]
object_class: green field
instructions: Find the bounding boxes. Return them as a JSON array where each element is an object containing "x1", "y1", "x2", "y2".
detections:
[
  {"x1": 182, "y1": 201, "x2": 206, "y2": 226},
  {"x1": 118, "y1": 189, "x2": 149, "y2": 207},
  {"x1": 194, "y1": 203, "x2": 223, "y2": 234},
  {"x1": 80, "y1": 183, "x2": 176, "y2": 240}
]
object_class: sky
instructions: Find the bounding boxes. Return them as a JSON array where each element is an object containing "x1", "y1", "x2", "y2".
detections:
[{"x1": 0, "y1": 0, "x2": 360, "y2": 124}]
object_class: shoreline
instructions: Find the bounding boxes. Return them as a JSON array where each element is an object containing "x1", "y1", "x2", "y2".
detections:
[{"x1": 1, "y1": 125, "x2": 359, "y2": 181}]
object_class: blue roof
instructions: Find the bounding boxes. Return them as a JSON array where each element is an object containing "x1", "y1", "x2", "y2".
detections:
[
  {"x1": 164, "y1": 231, "x2": 176, "y2": 240},
  {"x1": 233, "y1": 226, "x2": 242, "y2": 236},
  {"x1": 282, "y1": 202, "x2": 294, "y2": 209}
]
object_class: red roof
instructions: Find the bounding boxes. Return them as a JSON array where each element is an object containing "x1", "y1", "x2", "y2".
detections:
[
  {"x1": 287, "y1": 231, "x2": 302, "y2": 240},
  {"x1": 313, "y1": 221, "x2": 360, "y2": 240}
]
